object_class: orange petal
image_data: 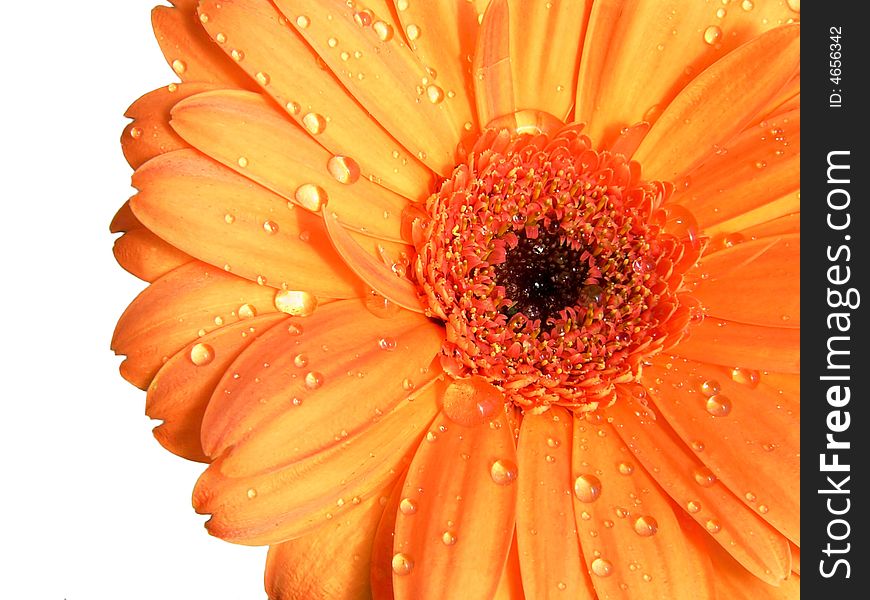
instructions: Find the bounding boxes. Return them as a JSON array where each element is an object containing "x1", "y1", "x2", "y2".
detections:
[
  {"x1": 113, "y1": 228, "x2": 192, "y2": 283},
  {"x1": 392, "y1": 411, "x2": 517, "y2": 600},
  {"x1": 265, "y1": 493, "x2": 385, "y2": 600},
  {"x1": 169, "y1": 89, "x2": 409, "y2": 241},
  {"x1": 193, "y1": 380, "x2": 438, "y2": 545},
  {"x1": 672, "y1": 109, "x2": 799, "y2": 232},
  {"x1": 606, "y1": 392, "x2": 791, "y2": 584},
  {"x1": 643, "y1": 355, "x2": 799, "y2": 545},
  {"x1": 151, "y1": 3, "x2": 252, "y2": 88},
  {"x1": 673, "y1": 317, "x2": 799, "y2": 373},
  {"x1": 121, "y1": 82, "x2": 222, "y2": 170},
  {"x1": 509, "y1": 0, "x2": 591, "y2": 121},
  {"x1": 196, "y1": 0, "x2": 433, "y2": 200},
  {"x1": 493, "y1": 533, "x2": 526, "y2": 600},
  {"x1": 110, "y1": 201, "x2": 140, "y2": 234},
  {"x1": 201, "y1": 300, "x2": 443, "y2": 474},
  {"x1": 130, "y1": 148, "x2": 363, "y2": 298},
  {"x1": 571, "y1": 413, "x2": 714, "y2": 599},
  {"x1": 473, "y1": 0, "x2": 514, "y2": 127},
  {"x1": 146, "y1": 313, "x2": 287, "y2": 462},
  {"x1": 735, "y1": 213, "x2": 800, "y2": 241},
  {"x1": 323, "y1": 211, "x2": 424, "y2": 312},
  {"x1": 371, "y1": 471, "x2": 405, "y2": 600},
  {"x1": 690, "y1": 234, "x2": 799, "y2": 328},
  {"x1": 111, "y1": 261, "x2": 278, "y2": 389},
  {"x1": 634, "y1": 24, "x2": 800, "y2": 181},
  {"x1": 516, "y1": 408, "x2": 594, "y2": 599},
  {"x1": 576, "y1": 0, "x2": 799, "y2": 149},
  {"x1": 273, "y1": 0, "x2": 468, "y2": 177}
]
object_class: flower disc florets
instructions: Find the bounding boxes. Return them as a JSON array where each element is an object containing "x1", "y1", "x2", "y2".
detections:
[{"x1": 415, "y1": 123, "x2": 698, "y2": 411}]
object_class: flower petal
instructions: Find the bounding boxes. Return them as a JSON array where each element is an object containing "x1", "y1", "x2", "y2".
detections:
[
  {"x1": 130, "y1": 148, "x2": 363, "y2": 298},
  {"x1": 169, "y1": 89, "x2": 409, "y2": 241},
  {"x1": 323, "y1": 211, "x2": 425, "y2": 312},
  {"x1": 643, "y1": 356, "x2": 799, "y2": 545},
  {"x1": 508, "y1": 0, "x2": 591, "y2": 121},
  {"x1": 392, "y1": 411, "x2": 518, "y2": 600},
  {"x1": 691, "y1": 234, "x2": 799, "y2": 328},
  {"x1": 113, "y1": 228, "x2": 192, "y2": 283},
  {"x1": 146, "y1": 313, "x2": 287, "y2": 463},
  {"x1": 571, "y1": 413, "x2": 714, "y2": 599},
  {"x1": 201, "y1": 300, "x2": 443, "y2": 475},
  {"x1": 672, "y1": 317, "x2": 799, "y2": 373},
  {"x1": 606, "y1": 392, "x2": 791, "y2": 584},
  {"x1": 672, "y1": 109, "x2": 799, "y2": 232},
  {"x1": 265, "y1": 493, "x2": 385, "y2": 600},
  {"x1": 634, "y1": 24, "x2": 800, "y2": 181},
  {"x1": 193, "y1": 380, "x2": 438, "y2": 545},
  {"x1": 274, "y1": 0, "x2": 467, "y2": 176},
  {"x1": 516, "y1": 408, "x2": 595, "y2": 599},
  {"x1": 152, "y1": 3, "x2": 252, "y2": 88},
  {"x1": 121, "y1": 82, "x2": 221, "y2": 169},
  {"x1": 493, "y1": 534, "x2": 525, "y2": 600},
  {"x1": 473, "y1": 0, "x2": 514, "y2": 127},
  {"x1": 371, "y1": 473, "x2": 404, "y2": 600},
  {"x1": 111, "y1": 261, "x2": 278, "y2": 389},
  {"x1": 196, "y1": 0, "x2": 433, "y2": 200},
  {"x1": 576, "y1": 0, "x2": 799, "y2": 149}
]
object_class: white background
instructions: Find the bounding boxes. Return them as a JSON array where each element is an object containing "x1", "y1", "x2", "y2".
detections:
[{"x1": 2, "y1": 2, "x2": 267, "y2": 598}]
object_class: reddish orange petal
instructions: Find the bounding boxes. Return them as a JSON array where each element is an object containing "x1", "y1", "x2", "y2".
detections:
[
  {"x1": 516, "y1": 408, "x2": 594, "y2": 599},
  {"x1": 371, "y1": 471, "x2": 405, "y2": 600},
  {"x1": 736, "y1": 213, "x2": 800, "y2": 241},
  {"x1": 121, "y1": 82, "x2": 221, "y2": 170},
  {"x1": 151, "y1": 3, "x2": 252, "y2": 88},
  {"x1": 273, "y1": 0, "x2": 468, "y2": 177},
  {"x1": 112, "y1": 228, "x2": 192, "y2": 283},
  {"x1": 577, "y1": 1, "x2": 799, "y2": 149},
  {"x1": 196, "y1": 0, "x2": 432, "y2": 200},
  {"x1": 607, "y1": 391, "x2": 792, "y2": 583},
  {"x1": 111, "y1": 261, "x2": 278, "y2": 389},
  {"x1": 509, "y1": 0, "x2": 591, "y2": 121},
  {"x1": 169, "y1": 89, "x2": 409, "y2": 241},
  {"x1": 130, "y1": 149, "x2": 363, "y2": 298},
  {"x1": 193, "y1": 381, "x2": 438, "y2": 545},
  {"x1": 493, "y1": 533, "x2": 526, "y2": 600},
  {"x1": 672, "y1": 109, "x2": 799, "y2": 232},
  {"x1": 634, "y1": 24, "x2": 800, "y2": 181},
  {"x1": 392, "y1": 411, "x2": 517, "y2": 600},
  {"x1": 643, "y1": 356, "x2": 799, "y2": 545},
  {"x1": 673, "y1": 317, "x2": 799, "y2": 373},
  {"x1": 265, "y1": 493, "x2": 385, "y2": 600},
  {"x1": 691, "y1": 234, "x2": 799, "y2": 328},
  {"x1": 571, "y1": 413, "x2": 714, "y2": 599},
  {"x1": 146, "y1": 313, "x2": 287, "y2": 462},
  {"x1": 201, "y1": 300, "x2": 443, "y2": 475},
  {"x1": 109, "y1": 200, "x2": 140, "y2": 234},
  {"x1": 473, "y1": 0, "x2": 514, "y2": 127}
]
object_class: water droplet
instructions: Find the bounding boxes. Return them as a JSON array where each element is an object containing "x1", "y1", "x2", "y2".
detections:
[
  {"x1": 274, "y1": 290, "x2": 318, "y2": 317},
  {"x1": 547, "y1": 437, "x2": 560, "y2": 449},
  {"x1": 287, "y1": 323, "x2": 303, "y2": 336},
  {"x1": 691, "y1": 440, "x2": 705, "y2": 453},
  {"x1": 786, "y1": 0, "x2": 800, "y2": 12},
  {"x1": 302, "y1": 112, "x2": 326, "y2": 135},
  {"x1": 443, "y1": 376, "x2": 503, "y2": 427},
  {"x1": 327, "y1": 155, "x2": 361, "y2": 184},
  {"x1": 703, "y1": 26, "x2": 722, "y2": 45},
  {"x1": 391, "y1": 552, "x2": 414, "y2": 575},
  {"x1": 238, "y1": 304, "x2": 257, "y2": 319},
  {"x1": 293, "y1": 353, "x2": 309, "y2": 368},
  {"x1": 426, "y1": 84, "x2": 445, "y2": 104},
  {"x1": 373, "y1": 20, "x2": 394, "y2": 41},
  {"x1": 190, "y1": 343, "x2": 215, "y2": 366},
  {"x1": 755, "y1": 160, "x2": 767, "y2": 169},
  {"x1": 255, "y1": 71, "x2": 271, "y2": 86},
  {"x1": 305, "y1": 371, "x2": 324, "y2": 389},
  {"x1": 573, "y1": 474, "x2": 602, "y2": 503},
  {"x1": 687, "y1": 500, "x2": 701, "y2": 513},
  {"x1": 327, "y1": 37, "x2": 338, "y2": 48},
  {"x1": 700, "y1": 379, "x2": 720, "y2": 396},
  {"x1": 399, "y1": 497, "x2": 418, "y2": 515},
  {"x1": 557, "y1": 581, "x2": 567, "y2": 591},
  {"x1": 286, "y1": 101, "x2": 301, "y2": 115},
  {"x1": 441, "y1": 530, "x2": 457, "y2": 545},
  {"x1": 693, "y1": 467, "x2": 717, "y2": 487},
  {"x1": 591, "y1": 558, "x2": 613, "y2": 577},
  {"x1": 295, "y1": 183, "x2": 328, "y2": 211},
  {"x1": 365, "y1": 291, "x2": 401, "y2": 318},
  {"x1": 296, "y1": 15, "x2": 310, "y2": 28},
  {"x1": 230, "y1": 49, "x2": 245, "y2": 62},
  {"x1": 741, "y1": 0, "x2": 754, "y2": 10},
  {"x1": 396, "y1": 0, "x2": 409, "y2": 10},
  {"x1": 488, "y1": 458, "x2": 518, "y2": 486},
  {"x1": 618, "y1": 462, "x2": 634, "y2": 475},
  {"x1": 172, "y1": 59, "x2": 187, "y2": 74},
  {"x1": 215, "y1": 32, "x2": 227, "y2": 44},
  {"x1": 406, "y1": 24, "x2": 420, "y2": 41},
  {"x1": 129, "y1": 126, "x2": 143, "y2": 139},
  {"x1": 705, "y1": 519, "x2": 722, "y2": 534},
  {"x1": 731, "y1": 366, "x2": 760, "y2": 388},
  {"x1": 705, "y1": 394, "x2": 732, "y2": 417},
  {"x1": 758, "y1": 504, "x2": 770, "y2": 514},
  {"x1": 633, "y1": 515, "x2": 658, "y2": 537},
  {"x1": 744, "y1": 491, "x2": 757, "y2": 502},
  {"x1": 237, "y1": 156, "x2": 249, "y2": 168},
  {"x1": 402, "y1": 378, "x2": 415, "y2": 391},
  {"x1": 246, "y1": 488, "x2": 258, "y2": 499},
  {"x1": 263, "y1": 220, "x2": 279, "y2": 234}
]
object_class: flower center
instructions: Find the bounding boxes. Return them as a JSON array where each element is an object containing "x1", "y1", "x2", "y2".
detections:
[{"x1": 412, "y1": 116, "x2": 702, "y2": 412}]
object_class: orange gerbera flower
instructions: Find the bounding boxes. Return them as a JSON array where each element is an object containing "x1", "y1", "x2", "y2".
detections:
[{"x1": 111, "y1": 0, "x2": 800, "y2": 598}]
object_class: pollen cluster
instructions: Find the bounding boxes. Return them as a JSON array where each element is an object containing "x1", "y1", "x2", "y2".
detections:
[{"x1": 413, "y1": 123, "x2": 702, "y2": 410}]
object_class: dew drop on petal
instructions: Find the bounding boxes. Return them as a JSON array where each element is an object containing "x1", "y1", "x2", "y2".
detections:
[
  {"x1": 441, "y1": 530, "x2": 457, "y2": 545},
  {"x1": 237, "y1": 156, "x2": 249, "y2": 168},
  {"x1": 591, "y1": 558, "x2": 613, "y2": 577},
  {"x1": 129, "y1": 126, "x2": 143, "y2": 139},
  {"x1": 295, "y1": 183, "x2": 329, "y2": 211},
  {"x1": 426, "y1": 84, "x2": 445, "y2": 104},
  {"x1": 399, "y1": 498, "x2": 418, "y2": 515},
  {"x1": 633, "y1": 515, "x2": 658, "y2": 537},
  {"x1": 238, "y1": 304, "x2": 257, "y2": 319},
  {"x1": 700, "y1": 379, "x2": 720, "y2": 396},
  {"x1": 693, "y1": 467, "x2": 717, "y2": 487},
  {"x1": 190, "y1": 343, "x2": 215, "y2": 366},
  {"x1": 573, "y1": 474, "x2": 602, "y2": 503},
  {"x1": 296, "y1": 15, "x2": 310, "y2": 28},
  {"x1": 275, "y1": 290, "x2": 318, "y2": 317},
  {"x1": 741, "y1": 0, "x2": 754, "y2": 10},
  {"x1": 373, "y1": 20, "x2": 394, "y2": 41},
  {"x1": 255, "y1": 71, "x2": 271, "y2": 86},
  {"x1": 246, "y1": 488, "x2": 257, "y2": 499},
  {"x1": 263, "y1": 220, "x2": 279, "y2": 235},
  {"x1": 758, "y1": 504, "x2": 770, "y2": 514},
  {"x1": 406, "y1": 24, "x2": 420, "y2": 41},
  {"x1": 618, "y1": 462, "x2": 634, "y2": 475},
  {"x1": 703, "y1": 25, "x2": 722, "y2": 45},
  {"x1": 172, "y1": 59, "x2": 187, "y2": 74},
  {"x1": 705, "y1": 519, "x2": 722, "y2": 534},
  {"x1": 490, "y1": 459, "x2": 518, "y2": 485},
  {"x1": 305, "y1": 371, "x2": 324, "y2": 390},
  {"x1": 443, "y1": 376, "x2": 503, "y2": 427},
  {"x1": 786, "y1": 0, "x2": 800, "y2": 12},
  {"x1": 705, "y1": 394, "x2": 732, "y2": 417},
  {"x1": 378, "y1": 336, "x2": 398, "y2": 351},
  {"x1": 687, "y1": 500, "x2": 701, "y2": 513},
  {"x1": 327, "y1": 155, "x2": 361, "y2": 184},
  {"x1": 731, "y1": 366, "x2": 760, "y2": 388},
  {"x1": 302, "y1": 112, "x2": 327, "y2": 135},
  {"x1": 287, "y1": 322, "x2": 304, "y2": 336},
  {"x1": 391, "y1": 553, "x2": 414, "y2": 575},
  {"x1": 293, "y1": 353, "x2": 309, "y2": 368}
]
